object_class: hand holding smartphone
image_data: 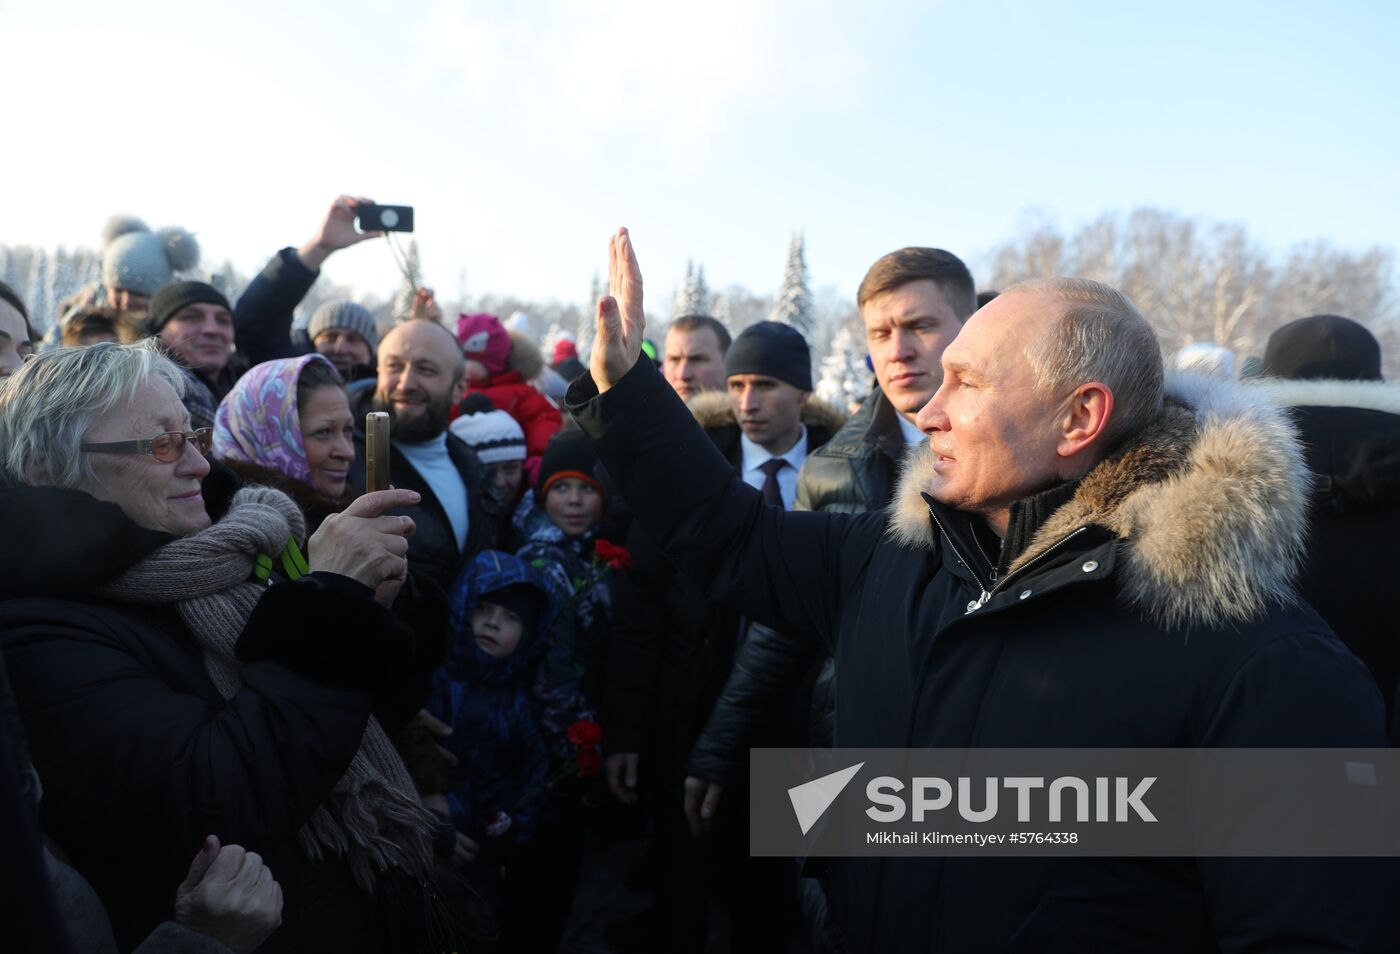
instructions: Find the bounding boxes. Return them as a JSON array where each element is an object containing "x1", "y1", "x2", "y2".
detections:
[{"x1": 356, "y1": 204, "x2": 414, "y2": 233}]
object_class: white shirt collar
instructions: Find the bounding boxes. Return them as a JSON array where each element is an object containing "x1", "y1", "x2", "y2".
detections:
[
  {"x1": 896, "y1": 412, "x2": 927, "y2": 446},
  {"x1": 740, "y1": 424, "x2": 809, "y2": 475}
]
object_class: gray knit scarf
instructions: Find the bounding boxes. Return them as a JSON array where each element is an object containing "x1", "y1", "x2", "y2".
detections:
[{"x1": 98, "y1": 486, "x2": 437, "y2": 895}]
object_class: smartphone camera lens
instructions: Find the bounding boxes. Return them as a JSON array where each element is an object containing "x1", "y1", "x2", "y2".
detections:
[{"x1": 380, "y1": 209, "x2": 399, "y2": 228}]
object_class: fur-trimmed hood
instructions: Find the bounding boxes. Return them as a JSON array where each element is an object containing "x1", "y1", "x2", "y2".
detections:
[
  {"x1": 687, "y1": 390, "x2": 848, "y2": 436},
  {"x1": 889, "y1": 372, "x2": 1313, "y2": 628},
  {"x1": 1250, "y1": 376, "x2": 1400, "y2": 513},
  {"x1": 1249, "y1": 376, "x2": 1400, "y2": 417},
  {"x1": 507, "y1": 330, "x2": 545, "y2": 381}
]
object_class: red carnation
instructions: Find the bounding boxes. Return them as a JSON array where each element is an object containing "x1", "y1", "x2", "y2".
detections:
[
  {"x1": 566, "y1": 719, "x2": 603, "y2": 747},
  {"x1": 593, "y1": 539, "x2": 633, "y2": 571},
  {"x1": 574, "y1": 747, "x2": 603, "y2": 779}
]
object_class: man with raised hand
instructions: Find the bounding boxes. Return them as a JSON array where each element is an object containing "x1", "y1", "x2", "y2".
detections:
[{"x1": 568, "y1": 229, "x2": 1394, "y2": 953}]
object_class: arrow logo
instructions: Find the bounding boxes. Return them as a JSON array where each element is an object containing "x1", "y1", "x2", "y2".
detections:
[{"x1": 787, "y1": 762, "x2": 865, "y2": 835}]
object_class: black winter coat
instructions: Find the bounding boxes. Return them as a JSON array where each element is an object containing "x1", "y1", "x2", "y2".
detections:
[
  {"x1": 689, "y1": 387, "x2": 907, "y2": 782},
  {"x1": 347, "y1": 388, "x2": 502, "y2": 591},
  {"x1": 602, "y1": 391, "x2": 844, "y2": 783},
  {"x1": 569, "y1": 360, "x2": 1397, "y2": 953},
  {"x1": 1258, "y1": 377, "x2": 1400, "y2": 732},
  {"x1": 0, "y1": 484, "x2": 435, "y2": 953}
]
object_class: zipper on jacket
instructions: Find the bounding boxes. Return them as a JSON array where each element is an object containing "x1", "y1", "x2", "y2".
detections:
[
  {"x1": 925, "y1": 504, "x2": 991, "y2": 610},
  {"x1": 985, "y1": 526, "x2": 1092, "y2": 602}
]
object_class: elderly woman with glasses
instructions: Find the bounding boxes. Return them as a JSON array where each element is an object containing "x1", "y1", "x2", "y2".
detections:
[{"x1": 0, "y1": 342, "x2": 491, "y2": 952}]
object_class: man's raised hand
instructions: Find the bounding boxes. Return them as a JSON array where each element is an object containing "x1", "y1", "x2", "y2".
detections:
[
  {"x1": 298, "y1": 195, "x2": 381, "y2": 272},
  {"x1": 591, "y1": 227, "x2": 646, "y2": 392}
]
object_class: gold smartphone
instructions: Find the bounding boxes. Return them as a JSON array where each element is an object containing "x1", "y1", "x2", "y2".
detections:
[{"x1": 365, "y1": 412, "x2": 390, "y2": 492}]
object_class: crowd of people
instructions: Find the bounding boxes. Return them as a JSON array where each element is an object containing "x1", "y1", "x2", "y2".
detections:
[{"x1": 1, "y1": 199, "x2": 1398, "y2": 953}]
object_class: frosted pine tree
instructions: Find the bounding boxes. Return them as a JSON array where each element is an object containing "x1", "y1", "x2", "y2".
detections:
[
  {"x1": 391, "y1": 239, "x2": 423, "y2": 319},
  {"x1": 26, "y1": 249, "x2": 53, "y2": 333},
  {"x1": 815, "y1": 324, "x2": 870, "y2": 413},
  {"x1": 712, "y1": 294, "x2": 732, "y2": 329},
  {"x1": 769, "y1": 232, "x2": 814, "y2": 338},
  {"x1": 673, "y1": 260, "x2": 711, "y2": 318}
]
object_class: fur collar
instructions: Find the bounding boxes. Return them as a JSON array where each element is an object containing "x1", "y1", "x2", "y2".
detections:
[
  {"x1": 507, "y1": 331, "x2": 545, "y2": 381},
  {"x1": 687, "y1": 390, "x2": 848, "y2": 435},
  {"x1": 889, "y1": 372, "x2": 1312, "y2": 628},
  {"x1": 1248, "y1": 377, "x2": 1400, "y2": 416}
]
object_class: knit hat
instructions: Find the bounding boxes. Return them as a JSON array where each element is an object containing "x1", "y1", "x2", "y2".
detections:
[
  {"x1": 308, "y1": 299, "x2": 380, "y2": 353},
  {"x1": 1262, "y1": 314, "x2": 1382, "y2": 382},
  {"x1": 456, "y1": 313, "x2": 511, "y2": 376},
  {"x1": 537, "y1": 430, "x2": 606, "y2": 499},
  {"x1": 449, "y1": 410, "x2": 527, "y2": 464},
  {"x1": 101, "y1": 215, "x2": 200, "y2": 296},
  {"x1": 552, "y1": 339, "x2": 579, "y2": 365},
  {"x1": 724, "y1": 320, "x2": 813, "y2": 391},
  {"x1": 144, "y1": 281, "x2": 232, "y2": 336}
]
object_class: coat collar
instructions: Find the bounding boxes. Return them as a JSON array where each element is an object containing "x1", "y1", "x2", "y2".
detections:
[
  {"x1": 687, "y1": 390, "x2": 848, "y2": 437},
  {"x1": 888, "y1": 371, "x2": 1312, "y2": 628}
]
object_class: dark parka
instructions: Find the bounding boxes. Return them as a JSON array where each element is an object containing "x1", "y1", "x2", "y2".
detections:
[
  {"x1": 602, "y1": 391, "x2": 845, "y2": 782},
  {"x1": 347, "y1": 388, "x2": 502, "y2": 592},
  {"x1": 688, "y1": 386, "x2": 906, "y2": 782},
  {"x1": 0, "y1": 482, "x2": 440, "y2": 953},
  {"x1": 569, "y1": 358, "x2": 1397, "y2": 954},
  {"x1": 1256, "y1": 377, "x2": 1400, "y2": 733}
]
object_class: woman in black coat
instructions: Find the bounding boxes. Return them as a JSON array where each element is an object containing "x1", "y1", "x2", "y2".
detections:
[{"x1": 0, "y1": 342, "x2": 485, "y2": 952}]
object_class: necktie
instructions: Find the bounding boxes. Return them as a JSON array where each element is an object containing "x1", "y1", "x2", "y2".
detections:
[{"x1": 759, "y1": 458, "x2": 787, "y2": 509}]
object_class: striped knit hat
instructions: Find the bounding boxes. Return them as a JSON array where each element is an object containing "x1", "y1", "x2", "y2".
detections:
[{"x1": 449, "y1": 410, "x2": 527, "y2": 464}]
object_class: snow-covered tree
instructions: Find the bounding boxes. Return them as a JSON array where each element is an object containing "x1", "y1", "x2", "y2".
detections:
[
  {"x1": 815, "y1": 323, "x2": 871, "y2": 413},
  {"x1": 391, "y1": 239, "x2": 423, "y2": 319},
  {"x1": 26, "y1": 249, "x2": 53, "y2": 333},
  {"x1": 576, "y1": 272, "x2": 602, "y2": 363},
  {"x1": 712, "y1": 294, "x2": 732, "y2": 329},
  {"x1": 770, "y1": 232, "x2": 814, "y2": 338},
  {"x1": 673, "y1": 259, "x2": 711, "y2": 318}
]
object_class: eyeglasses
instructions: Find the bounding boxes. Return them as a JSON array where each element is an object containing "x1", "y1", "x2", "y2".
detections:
[{"x1": 81, "y1": 427, "x2": 213, "y2": 463}]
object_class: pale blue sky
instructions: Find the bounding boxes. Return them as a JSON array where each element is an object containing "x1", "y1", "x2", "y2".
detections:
[{"x1": 3, "y1": 0, "x2": 1396, "y2": 305}]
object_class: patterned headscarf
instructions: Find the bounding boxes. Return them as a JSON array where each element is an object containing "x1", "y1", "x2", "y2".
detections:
[{"x1": 213, "y1": 354, "x2": 338, "y2": 488}]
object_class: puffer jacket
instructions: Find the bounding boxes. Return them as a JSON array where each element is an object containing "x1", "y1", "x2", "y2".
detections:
[
  {"x1": 569, "y1": 358, "x2": 1397, "y2": 954},
  {"x1": 428, "y1": 551, "x2": 561, "y2": 854},
  {"x1": 463, "y1": 332, "x2": 563, "y2": 463},
  {"x1": 688, "y1": 388, "x2": 906, "y2": 782}
]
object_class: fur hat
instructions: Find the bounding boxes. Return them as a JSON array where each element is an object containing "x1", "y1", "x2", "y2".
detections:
[
  {"x1": 1263, "y1": 314, "x2": 1382, "y2": 382},
  {"x1": 308, "y1": 299, "x2": 380, "y2": 353},
  {"x1": 101, "y1": 215, "x2": 200, "y2": 296},
  {"x1": 456, "y1": 313, "x2": 511, "y2": 376},
  {"x1": 449, "y1": 410, "x2": 527, "y2": 464}
]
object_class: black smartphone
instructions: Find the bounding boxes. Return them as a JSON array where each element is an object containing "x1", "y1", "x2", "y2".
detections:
[
  {"x1": 357, "y1": 204, "x2": 414, "y2": 233},
  {"x1": 365, "y1": 412, "x2": 391, "y2": 492}
]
